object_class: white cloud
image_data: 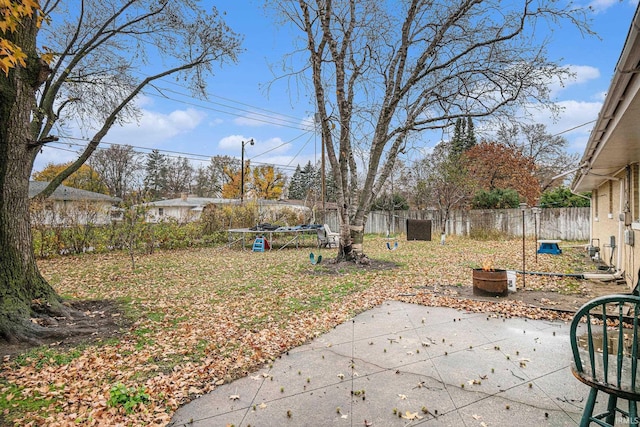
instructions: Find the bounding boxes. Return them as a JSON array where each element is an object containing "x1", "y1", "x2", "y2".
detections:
[
  {"x1": 565, "y1": 65, "x2": 601, "y2": 85},
  {"x1": 133, "y1": 94, "x2": 155, "y2": 108},
  {"x1": 255, "y1": 137, "x2": 291, "y2": 155},
  {"x1": 108, "y1": 107, "x2": 206, "y2": 147},
  {"x1": 594, "y1": 90, "x2": 608, "y2": 101},
  {"x1": 528, "y1": 99, "x2": 602, "y2": 153},
  {"x1": 218, "y1": 135, "x2": 293, "y2": 159},
  {"x1": 588, "y1": 0, "x2": 621, "y2": 13},
  {"x1": 33, "y1": 146, "x2": 79, "y2": 174},
  {"x1": 32, "y1": 107, "x2": 207, "y2": 172},
  {"x1": 208, "y1": 117, "x2": 224, "y2": 127},
  {"x1": 218, "y1": 134, "x2": 250, "y2": 151},
  {"x1": 548, "y1": 64, "x2": 600, "y2": 96}
]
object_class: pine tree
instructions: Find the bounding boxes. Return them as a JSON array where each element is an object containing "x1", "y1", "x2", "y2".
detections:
[
  {"x1": 300, "y1": 161, "x2": 316, "y2": 197},
  {"x1": 465, "y1": 117, "x2": 477, "y2": 151},
  {"x1": 450, "y1": 118, "x2": 467, "y2": 157},
  {"x1": 144, "y1": 150, "x2": 168, "y2": 200},
  {"x1": 288, "y1": 165, "x2": 306, "y2": 200}
]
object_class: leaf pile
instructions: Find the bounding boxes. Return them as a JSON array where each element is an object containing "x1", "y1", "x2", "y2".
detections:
[{"x1": 0, "y1": 236, "x2": 602, "y2": 425}]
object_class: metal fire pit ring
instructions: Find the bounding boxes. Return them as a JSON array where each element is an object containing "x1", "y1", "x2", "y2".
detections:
[{"x1": 472, "y1": 268, "x2": 509, "y2": 297}]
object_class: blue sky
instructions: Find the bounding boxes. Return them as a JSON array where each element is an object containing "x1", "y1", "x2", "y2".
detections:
[{"x1": 35, "y1": 0, "x2": 640, "y2": 178}]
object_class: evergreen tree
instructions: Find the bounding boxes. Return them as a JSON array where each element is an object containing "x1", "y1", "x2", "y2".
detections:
[
  {"x1": 301, "y1": 161, "x2": 316, "y2": 197},
  {"x1": 144, "y1": 150, "x2": 168, "y2": 200},
  {"x1": 451, "y1": 117, "x2": 477, "y2": 157},
  {"x1": 465, "y1": 117, "x2": 477, "y2": 151},
  {"x1": 539, "y1": 186, "x2": 590, "y2": 208},
  {"x1": 288, "y1": 161, "x2": 322, "y2": 200},
  {"x1": 450, "y1": 118, "x2": 467, "y2": 157},
  {"x1": 472, "y1": 188, "x2": 520, "y2": 209},
  {"x1": 288, "y1": 165, "x2": 306, "y2": 200},
  {"x1": 324, "y1": 165, "x2": 338, "y2": 203}
]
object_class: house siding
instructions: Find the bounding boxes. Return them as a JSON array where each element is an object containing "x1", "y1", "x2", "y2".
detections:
[
  {"x1": 147, "y1": 206, "x2": 201, "y2": 223},
  {"x1": 29, "y1": 182, "x2": 121, "y2": 226},
  {"x1": 589, "y1": 166, "x2": 640, "y2": 289}
]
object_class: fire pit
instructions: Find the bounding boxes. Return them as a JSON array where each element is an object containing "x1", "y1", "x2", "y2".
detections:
[{"x1": 472, "y1": 268, "x2": 508, "y2": 297}]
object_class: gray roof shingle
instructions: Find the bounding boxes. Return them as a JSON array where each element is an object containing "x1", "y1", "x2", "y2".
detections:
[{"x1": 29, "y1": 181, "x2": 121, "y2": 203}]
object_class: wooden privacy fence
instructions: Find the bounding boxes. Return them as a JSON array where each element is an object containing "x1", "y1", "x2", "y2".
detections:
[{"x1": 323, "y1": 207, "x2": 590, "y2": 241}]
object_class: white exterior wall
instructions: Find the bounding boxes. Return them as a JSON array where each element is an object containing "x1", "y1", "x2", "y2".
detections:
[
  {"x1": 146, "y1": 206, "x2": 200, "y2": 223},
  {"x1": 31, "y1": 199, "x2": 116, "y2": 226}
]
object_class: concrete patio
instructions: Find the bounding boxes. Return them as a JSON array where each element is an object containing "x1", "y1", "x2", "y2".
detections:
[{"x1": 168, "y1": 300, "x2": 601, "y2": 426}]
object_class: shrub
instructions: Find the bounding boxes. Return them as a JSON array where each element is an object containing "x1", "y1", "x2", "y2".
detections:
[
  {"x1": 472, "y1": 188, "x2": 520, "y2": 209},
  {"x1": 200, "y1": 202, "x2": 258, "y2": 235}
]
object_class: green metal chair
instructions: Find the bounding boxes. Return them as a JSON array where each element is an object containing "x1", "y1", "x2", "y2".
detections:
[{"x1": 570, "y1": 294, "x2": 640, "y2": 426}]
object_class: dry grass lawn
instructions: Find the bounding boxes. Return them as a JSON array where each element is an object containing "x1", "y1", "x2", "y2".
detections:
[{"x1": 0, "y1": 235, "x2": 624, "y2": 426}]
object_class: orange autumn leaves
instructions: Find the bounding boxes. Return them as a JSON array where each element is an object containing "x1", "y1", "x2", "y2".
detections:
[
  {"x1": 463, "y1": 141, "x2": 541, "y2": 206},
  {"x1": 0, "y1": 0, "x2": 52, "y2": 76}
]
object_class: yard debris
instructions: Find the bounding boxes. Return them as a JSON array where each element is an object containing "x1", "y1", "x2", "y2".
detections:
[{"x1": 402, "y1": 411, "x2": 423, "y2": 420}]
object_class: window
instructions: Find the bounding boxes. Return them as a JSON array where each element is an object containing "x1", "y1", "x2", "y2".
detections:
[
  {"x1": 158, "y1": 208, "x2": 164, "y2": 216},
  {"x1": 110, "y1": 210, "x2": 123, "y2": 221}
]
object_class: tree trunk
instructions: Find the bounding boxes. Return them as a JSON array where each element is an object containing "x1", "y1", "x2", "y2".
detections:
[
  {"x1": 0, "y1": 14, "x2": 66, "y2": 343},
  {"x1": 336, "y1": 208, "x2": 368, "y2": 264}
]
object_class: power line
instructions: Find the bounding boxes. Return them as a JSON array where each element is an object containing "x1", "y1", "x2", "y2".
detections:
[
  {"x1": 142, "y1": 89, "x2": 310, "y2": 131},
  {"x1": 250, "y1": 130, "x2": 315, "y2": 161},
  {"x1": 130, "y1": 69, "x2": 313, "y2": 131},
  {"x1": 43, "y1": 135, "x2": 310, "y2": 172},
  {"x1": 139, "y1": 73, "x2": 309, "y2": 125}
]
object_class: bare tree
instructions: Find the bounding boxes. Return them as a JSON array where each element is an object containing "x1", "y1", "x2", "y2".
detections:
[
  {"x1": 0, "y1": 0, "x2": 242, "y2": 341},
  {"x1": 164, "y1": 156, "x2": 194, "y2": 198},
  {"x1": 423, "y1": 142, "x2": 475, "y2": 241},
  {"x1": 496, "y1": 123, "x2": 580, "y2": 192},
  {"x1": 90, "y1": 144, "x2": 141, "y2": 199},
  {"x1": 270, "y1": 0, "x2": 590, "y2": 261}
]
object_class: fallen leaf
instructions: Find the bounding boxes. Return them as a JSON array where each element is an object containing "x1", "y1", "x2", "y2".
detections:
[
  {"x1": 398, "y1": 394, "x2": 407, "y2": 400},
  {"x1": 402, "y1": 411, "x2": 423, "y2": 420},
  {"x1": 258, "y1": 402, "x2": 267, "y2": 409},
  {"x1": 229, "y1": 394, "x2": 240, "y2": 400},
  {"x1": 472, "y1": 414, "x2": 482, "y2": 420}
]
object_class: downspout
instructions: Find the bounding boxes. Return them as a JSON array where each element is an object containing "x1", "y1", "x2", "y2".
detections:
[
  {"x1": 579, "y1": 172, "x2": 622, "y2": 272},
  {"x1": 515, "y1": 269, "x2": 624, "y2": 282}
]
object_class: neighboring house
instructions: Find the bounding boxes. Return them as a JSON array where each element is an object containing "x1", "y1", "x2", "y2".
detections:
[
  {"x1": 144, "y1": 194, "x2": 229, "y2": 223},
  {"x1": 143, "y1": 194, "x2": 311, "y2": 223},
  {"x1": 29, "y1": 181, "x2": 122, "y2": 225},
  {"x1": 571, "y1": 4, "x2": 640, "y2": 289}
]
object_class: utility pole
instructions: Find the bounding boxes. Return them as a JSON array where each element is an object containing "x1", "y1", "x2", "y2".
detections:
[{"x1": 240, "y1": 139, "x2": 254, "y2": 204}]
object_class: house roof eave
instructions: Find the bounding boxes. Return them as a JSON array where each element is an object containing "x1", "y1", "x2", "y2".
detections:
[{"x1": 572, "y1": 4, "x2": 640, "y2": 193}]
